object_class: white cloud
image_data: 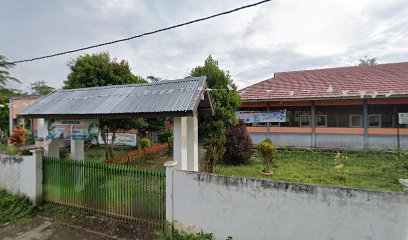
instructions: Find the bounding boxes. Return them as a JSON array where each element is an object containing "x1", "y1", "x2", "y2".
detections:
[{"x1": 1, "y1": 0, "x2": 408, "y2": 91}]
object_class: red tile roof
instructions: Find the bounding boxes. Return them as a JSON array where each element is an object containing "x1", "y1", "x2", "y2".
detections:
[{"x1": 239, "y1": 62, "x2": 408, "y2": 101}]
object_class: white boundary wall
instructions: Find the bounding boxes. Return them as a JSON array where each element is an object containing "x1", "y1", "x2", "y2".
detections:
[
  {"x1": 165, "y1": 163, "x2": 408, "y2": 240},
  {"x1": 0, "y1": 150, "x2": 43, "y2": 204}
]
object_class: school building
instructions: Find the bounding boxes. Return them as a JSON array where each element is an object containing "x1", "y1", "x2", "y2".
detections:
[{"x1": 238, "y1": 62, "x2": 408, "y2": 149}]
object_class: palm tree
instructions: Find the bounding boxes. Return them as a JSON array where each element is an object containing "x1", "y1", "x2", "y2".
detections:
[{"x1": 0, "y1": 55, "x2": 20, "y2": 88}]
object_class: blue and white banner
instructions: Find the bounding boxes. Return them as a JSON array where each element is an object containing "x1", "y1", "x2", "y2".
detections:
[{"x1": 237, "y1": 110, "x2": 286, "y2": 123}]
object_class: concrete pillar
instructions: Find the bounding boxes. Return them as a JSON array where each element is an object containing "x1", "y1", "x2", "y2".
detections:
[
  {"x1": 363, "y1": 100, "x2": 368, "y2": 149},
  {"x1": 164, "y1": 161, "x2": 177, "y2": 224},
  {"x1": 174, "y1": 117, "x2": 188, "y2": 170},
  {"x1": 187, "y1": 116, "x2": 198, "y2": 171},
  {"x1": 29, "y1": 149, "x2": 43, "y2": 205},
  {"x1": 311, "y1": 101, "x2": 316, "y2": 148},
  {"x1": 44, "y1": 139, "x2": 60, "y2": 158},
  {"x1": 71, "y1": 139, "x2": 84, "y2": 160},
  {"x1": 266, "y1": 102, "x2": 270, "y2": 139},
  {"x1": 37, "y1": 118, "x2": 46, "y2": 138}
]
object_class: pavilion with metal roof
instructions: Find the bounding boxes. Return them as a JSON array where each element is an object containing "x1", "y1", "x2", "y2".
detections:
[{"x1": 19, "y1": 76, "x2": 214, "y2": 171}]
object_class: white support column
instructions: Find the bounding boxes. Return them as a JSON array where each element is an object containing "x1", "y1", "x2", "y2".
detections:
[
  {"x1": 187, "y1": 116, "x2": 198, "y2": 171},
  {"x1": 43, "y1": 119, "x2": 59, "y2": 157},
  {"x1": 164, "y1": 161, "x2": 177, "y2": 224},
  {"x1": 37, "y1": 118, "x2": 46, "y2": 138},
  {"x1": 173, "y1": 117, "x2": 188, "y2": 170},
  {"x1": 29, "y1": 149, "x2": 43, "y2": 205},
  {"x1": 44, "y1": 139, "x2": 60, "y2": 158},
  {"x1": 71, "y1": 139, "x2": 84, "y2": 160}
]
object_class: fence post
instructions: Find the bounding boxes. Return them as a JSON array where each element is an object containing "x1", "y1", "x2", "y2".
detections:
[
  {"x1": 164, "y1": 161, "x2": 177, "y2": 225},
  {"x1": 30, "y1": 149, "x2": 43, "y2": 205}
]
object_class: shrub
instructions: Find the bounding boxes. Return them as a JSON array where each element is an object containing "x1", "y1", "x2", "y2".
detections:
[
  {"x1": 138, "y1": 137, "x2": 151, "y2": 151},
  {"x1": 0, "y1": 190, "x2": 37, "y2": 225},
  {"x1": 223, "y1": 120, "x2": 253, "y2": 165},
  {"x1": 257, "y1": 138, "x2": 277, "y2": 173},
  {"x1": 5, "y1": 146, "x2": 19, "y2": 155},
  {"x1": 9, "y1": 125, "x2": 27, "y2": 149}
]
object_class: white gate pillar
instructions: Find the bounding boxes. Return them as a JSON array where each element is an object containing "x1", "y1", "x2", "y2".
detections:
[
  {"x1": 187, "y1": 116, "x2": 198, "y2": 171},
  {"x1": 44, "y1": 139, "x2": 60, "y2": 158},
  {"x1": 71, "y1": 139, "x2": 84, "y2": 160},
  {"x1": 173, "y1": 117, "x2": 188, "y2": 170}
]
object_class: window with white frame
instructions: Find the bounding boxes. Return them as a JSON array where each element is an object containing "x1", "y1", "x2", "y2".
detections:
[
  {"x1": 300, "y1": 115, "x2": 311, "y2": 127},
  {"x1": 350, "y1": 115, "x2": 362, "y2": 127},
  {"x1": 316, "y1": 115, "x2": 327, "y2": 127},
  {"x1": 368, "y1": 114, "x2": 381, "y2": 127}
]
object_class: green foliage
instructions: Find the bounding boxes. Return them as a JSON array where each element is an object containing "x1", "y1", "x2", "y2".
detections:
[
  {"x1": 60, "y1": 147, "x2": 70, "y2": 160},
  {"x1": 189, "y1": 55, "x2": 241, "y2": 140},
  {"x1": 0, "y1": 189, "x2": 37, "y2": 225},
  {"x1": 139, "y1": 137, "x2": 152, "y2": 150},
  {"x1": 0, "y1": 55, "x2": 21, "y2": 88},
  {"x1": 256, "y1": 139, "x2": 277, "y2": 172},
  {"x1": 158, "y1": 227, "x2": 232, "y2": 240},
  {"x1": 30, "y1": 80, "x2": 55, "y2": 95},
  {"x1": 358, "y1": 57, "x2": 377, "y2": 66},
  {"x1": 214, "y1": 150, "x2": 408, "y2": 191},
  {"x1": 63, "y1": 52, "x2": 146, "y2": 89},
  {"x1": 5, "y1": 146, "x2": 19, "y2": 155},
  {"x1": 223, "y1": 119, "x2": 253, "y2": 165},
  {"x1": 204, "y1": 124, "x2": 226, "y2": 173},
  {"x1": 0, "y1": 89, "x2": 23, "y2": 143},
  {"x1": 334, "y1": 152, "x2": 349, "y2": 170}
]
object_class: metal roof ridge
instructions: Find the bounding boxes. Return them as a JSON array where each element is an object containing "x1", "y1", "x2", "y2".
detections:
[{"x1": 57, "y1": 76, "x2": 207, "y2": 93}]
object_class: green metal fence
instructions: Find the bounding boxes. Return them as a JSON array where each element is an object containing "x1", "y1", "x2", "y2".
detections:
[{"x1": 43, "y1": 157, "x2": 166, "y2": 228}]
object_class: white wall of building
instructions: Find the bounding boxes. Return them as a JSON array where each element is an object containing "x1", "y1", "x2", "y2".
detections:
[{"x1": 167, "y1": 167, "x2": 408, "y2": 240}]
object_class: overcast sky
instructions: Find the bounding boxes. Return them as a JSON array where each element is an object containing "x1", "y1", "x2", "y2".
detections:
[{"x1": 1, "y1": 0, "x2": 408, "y2": 92}]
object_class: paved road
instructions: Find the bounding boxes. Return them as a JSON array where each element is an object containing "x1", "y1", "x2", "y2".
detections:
[{"x1": 0, "y1": 217, "x2": 155, "y2": 240}]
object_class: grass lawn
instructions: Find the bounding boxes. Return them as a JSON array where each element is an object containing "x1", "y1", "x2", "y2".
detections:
[
  {"x1": 84, "y1": 147, "x2": 170, "y2": 171},
  {"x1": 84, "y1": 148, "x2": 130, "y2": 163},
  {"x1": 214, "y1": 150, "x2": 408, "y2": 192}
]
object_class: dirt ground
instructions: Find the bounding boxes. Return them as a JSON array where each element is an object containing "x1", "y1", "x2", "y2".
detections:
[{"x1": 0, "y1": 214, "x2": 157, "y2": 240}]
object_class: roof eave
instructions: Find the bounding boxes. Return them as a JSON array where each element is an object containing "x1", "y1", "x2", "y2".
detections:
[{"x1": 240, "y1": 94, "x2": 408, "y2": 102}]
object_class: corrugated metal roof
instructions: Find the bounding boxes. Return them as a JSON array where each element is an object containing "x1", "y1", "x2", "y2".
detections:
[{"x1": 19, "y1": 76, "x2": 213, "y2": 118}]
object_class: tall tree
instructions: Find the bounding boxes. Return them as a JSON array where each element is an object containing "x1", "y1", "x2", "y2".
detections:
[
  {"x1": 189, "y1": 55, "x2": 241, "y2": 171},
  {"x1": 0, "y1": 89, "x2": 22, "y2": 143},
  {"x1": 30, "y1": 80, "x2": 55, "y2": 95},
  {"x1": 0, "y1": 55, "x2": 20, "y2": 89},
  {"x1": 190, "y1": 55, "x2": 241, "y2": 139},
  {"x1": 63, "y1": 52, "x2": 148, "y2": 159},
  {"x1": 146, "y1": 76, "x2": 161, "y2": 82},
  {"x1": 63, "y1": 52, "x2": 146, "y2": 89},
  {"x1": 358, "y1": 57, "x2": 378, "y2": 66}
]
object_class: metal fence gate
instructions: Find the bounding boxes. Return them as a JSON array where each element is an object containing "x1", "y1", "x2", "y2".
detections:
[{"x1": 42, "y1": 157, "x2": 166, "y2": 228}]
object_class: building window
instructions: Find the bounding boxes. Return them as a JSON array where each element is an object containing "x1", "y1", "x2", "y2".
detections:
[
  {"x1": 381, "y1": 114, "x2": 393, "y2": 128},
  {"x1": 316, "y1": 115, "x2": 327, "y2": 127},
  {"x1": 350, "y1": 115, "x2": 362, "y2": 127},
  {"x1": 270, "y1": 122, "x2": 281, "y2": 127},
  {"x1": 300, "y1": 115, "x2": 311, "y2": 127},
  {"x1": 368, "y1": 114, "x2": 381, "y2": 128}
]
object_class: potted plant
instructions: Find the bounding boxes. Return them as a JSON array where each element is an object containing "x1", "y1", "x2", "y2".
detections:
[{"x1": 257, "y1": 138, "x2": 277, "y2": 175}]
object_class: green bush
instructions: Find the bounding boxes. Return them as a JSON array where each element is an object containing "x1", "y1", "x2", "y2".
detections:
[
  {"x1": 223, "y1": 120, "x2": 253, "y2": 165},
  {"x1": 60, "y1": 147, "x2": 70, "y2": 159},
  {"x1": 257, "y1": 138, "x2": 277, "y2": 173},
  {"x1": 5, "y1": 146, "x2": 19, "y2": 155},
  {"x1": 167, "y1": 131, "x2": 174, "y2": 153},
  {"x1": 138, "y1": 137, "x2": 151, "y2": 151}
]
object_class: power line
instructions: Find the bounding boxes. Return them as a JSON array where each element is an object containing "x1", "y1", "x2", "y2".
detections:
[{"x1": 9, "y1": 0, "x2": 273, "y2": 64}]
